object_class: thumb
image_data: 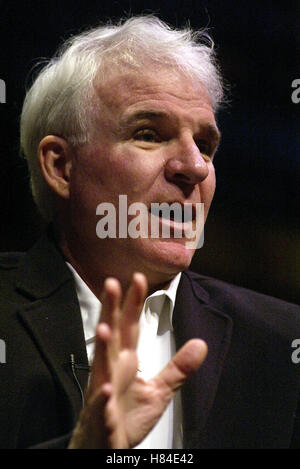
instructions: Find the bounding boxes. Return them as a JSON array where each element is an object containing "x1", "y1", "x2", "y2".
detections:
[{"x1": 154, "y1": 339, "x2": 207, "y2": 392}]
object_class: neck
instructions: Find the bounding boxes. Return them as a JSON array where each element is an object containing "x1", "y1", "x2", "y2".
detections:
[{"x1": 56, "y1": 228, "x2": 175, "y2": 299}]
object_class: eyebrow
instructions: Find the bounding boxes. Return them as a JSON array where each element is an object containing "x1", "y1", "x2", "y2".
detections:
[
  {"x1": 119, "y1": 109, "x2": 221, "y2": 147},
  {"x1": 119, "y1": 110, "x2": 171, "y2": 129}
]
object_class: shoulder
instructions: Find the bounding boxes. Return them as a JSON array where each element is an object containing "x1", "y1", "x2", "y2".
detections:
[
  {"x1": 183, "y1": 269, "x2": 299, "y2": 310},
  {"x1": 182, "y1": 270, "x2": 300, "y2": 332}
]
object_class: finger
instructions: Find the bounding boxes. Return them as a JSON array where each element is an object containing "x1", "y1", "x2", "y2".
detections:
[
  {"x1": 153, "y1": 339, "x2": 207, "y2": 393},
  {"x1": 102, "y1": 278, "x2": 124, "y2": 362},
  {"x1": 100, "y1": 277, "x2": 122, "y2": 330},
  {"x1": 120, "y1": 272, "x2": 148, "y2": 349},
  {"x1": 88, "y1": 278, "x2": 122, "y2": 392},
  {"x1": 87, "y1": 322, "x2": 112, "y2": 395}
]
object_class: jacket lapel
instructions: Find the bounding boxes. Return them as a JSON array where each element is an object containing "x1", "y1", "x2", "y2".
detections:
[
  {"x1": 173, "y1": 271, "x2": 233, "y2": 448},
  {"x1": 16, "y1": 230, "x2": 89, "y2": 425}
]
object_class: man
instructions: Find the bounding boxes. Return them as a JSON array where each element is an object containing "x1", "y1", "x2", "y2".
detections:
[{"x1": 0, "y1": 16, "x2": 299, "y2": 449}]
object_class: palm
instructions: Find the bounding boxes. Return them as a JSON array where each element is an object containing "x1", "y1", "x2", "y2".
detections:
[{"x1": 107, "y1": 357, "x2": 173, "y2": 448}]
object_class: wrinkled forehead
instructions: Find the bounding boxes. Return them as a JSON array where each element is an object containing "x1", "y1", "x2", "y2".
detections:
[{"x1": 93, "y1": 66, "x2": 213, "y2": 117}]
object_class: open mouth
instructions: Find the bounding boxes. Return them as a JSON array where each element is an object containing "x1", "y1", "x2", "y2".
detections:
[{"x1": 149, "y1": 203, "x2": 195, "y2": 223}]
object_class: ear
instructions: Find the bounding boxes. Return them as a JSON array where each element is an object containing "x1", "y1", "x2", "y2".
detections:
[{"x1": 38, "y1": 135, "x2": 72, "y2": 199}]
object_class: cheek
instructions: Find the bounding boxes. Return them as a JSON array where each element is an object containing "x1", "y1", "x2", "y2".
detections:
[
  {"x1": 201, "y1": 166, "x2": 216, "y2": 217},
  {"x1": 71, "y1": 145, "x2": 161, "y2": 208},
  {"x1": 105, "y1": 146, "x2": 162, "y2": 195}
]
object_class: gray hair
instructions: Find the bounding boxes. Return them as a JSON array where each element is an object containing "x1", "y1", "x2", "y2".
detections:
[{"x1": 20, "y1": 16, "x2": 224, "y2": 221}]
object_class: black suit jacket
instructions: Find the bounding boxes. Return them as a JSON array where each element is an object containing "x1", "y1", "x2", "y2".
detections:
[{"x1": 0, "y1": 230, "x2": 299, "y2": 448}]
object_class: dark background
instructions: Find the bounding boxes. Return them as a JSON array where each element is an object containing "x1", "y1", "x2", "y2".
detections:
[{"x1": 0, "y1": 0, "x2": 299, "y2": 303}]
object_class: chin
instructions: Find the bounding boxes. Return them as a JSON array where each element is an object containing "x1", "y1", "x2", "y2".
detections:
[{"x1": 141, "y1": 238, "x2": 196, "y2": 275}]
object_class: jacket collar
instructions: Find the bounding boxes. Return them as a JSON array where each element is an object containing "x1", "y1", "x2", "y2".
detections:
[
  {"x1": 173, "y1": 271, "x2": 233, "y2": 448},
  {"x1": 16, "y1": 228, "x2": 72, "y2": 299}
]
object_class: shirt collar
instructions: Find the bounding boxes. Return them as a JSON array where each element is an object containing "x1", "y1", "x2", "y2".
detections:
[
  {"x1": 144, "y1": 273, "x2": 182, "y2": 331},
  {"x1": 66, "y1": 262, "x2": 181, "y2": 333},
  {"x1": 66, "y1": 262, "x2": 100, "y2": 341}
]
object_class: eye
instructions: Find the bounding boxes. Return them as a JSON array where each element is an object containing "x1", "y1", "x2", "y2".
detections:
[
  {"x1": 133, "y1": 129, "x2": 161, "y2": 143},
  {"x1": 196, "y1": 139, "x2": 212, "y2": 161}
]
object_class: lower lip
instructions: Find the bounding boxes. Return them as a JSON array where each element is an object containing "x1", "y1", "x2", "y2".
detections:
[{"x1": 149, "y1": 212, "x2": 194, "y2": 236}]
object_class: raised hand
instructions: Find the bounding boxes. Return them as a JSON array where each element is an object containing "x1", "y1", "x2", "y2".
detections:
[{"x1": 68, "y1": 273, "x2": 207, "y2": 449}]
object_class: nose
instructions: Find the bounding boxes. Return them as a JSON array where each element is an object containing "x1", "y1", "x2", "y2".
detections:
[{"x1": 164, "y1": 134, "x2": 210, "y2": 186}]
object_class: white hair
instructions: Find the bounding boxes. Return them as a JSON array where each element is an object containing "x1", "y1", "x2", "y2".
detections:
[{"x1": 20, "y1": 16, "x2": 224, "y2": 221}]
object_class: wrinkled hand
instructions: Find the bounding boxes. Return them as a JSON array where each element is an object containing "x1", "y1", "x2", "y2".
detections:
[{"x1": 68, "y1": 273, "x2": 207, "y2": 449}]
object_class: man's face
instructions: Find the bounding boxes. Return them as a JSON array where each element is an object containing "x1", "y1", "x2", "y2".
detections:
[{"x1": 68, "y1": 68, "x2": 220, "y2": 286}]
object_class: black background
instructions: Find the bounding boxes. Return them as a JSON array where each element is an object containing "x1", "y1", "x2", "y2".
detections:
[{"x1": 0, "y1": 0, "x2": 299, "y2": 303}]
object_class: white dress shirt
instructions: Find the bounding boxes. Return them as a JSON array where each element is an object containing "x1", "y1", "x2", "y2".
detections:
[{"x1": 66, "y1": 262, "x2": 182, "y2": 449}]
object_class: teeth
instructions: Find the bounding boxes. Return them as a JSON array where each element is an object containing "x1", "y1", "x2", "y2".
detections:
[{"x1": 150, "y1": 205, "x2": 193, "y2": 222}]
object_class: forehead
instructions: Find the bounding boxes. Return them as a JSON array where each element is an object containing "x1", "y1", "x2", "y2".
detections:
[{"x1": 93, "y1": 68, "x2": 215, "y2": 124}]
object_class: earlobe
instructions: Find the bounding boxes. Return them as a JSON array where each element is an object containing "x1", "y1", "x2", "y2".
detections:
[{"x1": 38, "y1": 135, "x2": 72, "y2": 199}]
